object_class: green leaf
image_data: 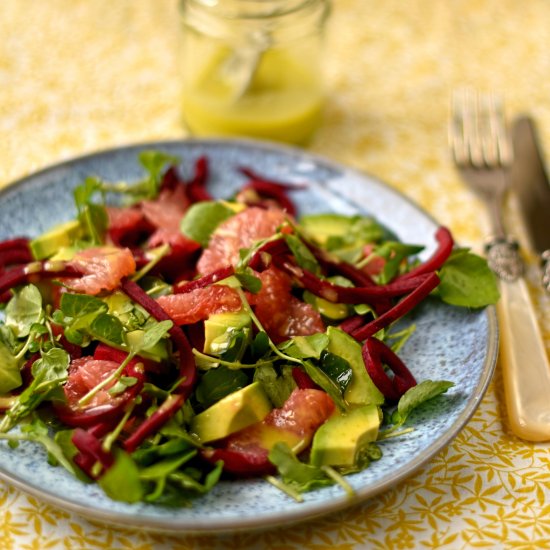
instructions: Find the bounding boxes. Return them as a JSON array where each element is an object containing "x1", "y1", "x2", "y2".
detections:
[
  {"x1": 319, "y1": 351, "x2": 353, "y2": 394},
  {"x1": 126, "y1": 319, "x2": 172, "y2": 355},
  {"x1": 139, "y1": 449, "x2": 197, "y2": 481},
  {"x1": 180, "y1": 201, "x2": 235, "y2": 248},
  {"x1": 60, "y1": 293, "x2": 107, "y2": 318},
  {"x1": 98, "y1": 449, "x2": 144, "y2": 503},
  {"x1": 20, "y1": 417, "x2": 78, "y2": 476},
  {"x1": 302, "y1": 360, "x2": 348, "y2": 411},
  {"x1": 5, "y1": 285, "x2": 43, "y2": 338},
  {"x1": 90, "y1": 313, "x2": 125, "y2": 346},
  {"x1": 0, "y1": 348, "x2": 70, "y2": 432},
  {"x1": 280, "y1": 333, "x2": 329, "y2": 360},
  {"x1": 235, "y1": 269, "x2": 262, "y2": 294},
  {"x1": 375, "y1": 242, "x2": 424, "y2": 284},
  {"x1": 195, "y1": 366, "x2": 249, "y2": 409},
  {"x1": 138, "y1": 150, "x2": 180, "y2": 199},
  {"x1": 268, "y1": 442, "x2": 333, "y2": 492},
  {"x1": 0, "y1": 339, "x2": 22, "y2": 393},
  {"x1": 253, "y1": 364, "x2": 296, "y2": 408},
  {"x1": 74, "y1": 177, "x2": 108, "y2": 244},
  {"x1": 393, "y1": 379, "x2": 455, "y2": 425},
  {"x1": 283, "y1": 234, "x2": 320, "y2": 274},
  {"x1": 438, "y1": 250, "x2": 500, "y2": 307}
]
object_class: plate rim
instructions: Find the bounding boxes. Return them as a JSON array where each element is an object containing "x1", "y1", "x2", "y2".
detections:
[{"x1": 0, "y1": 137, "x2": 499, "y2": 534}]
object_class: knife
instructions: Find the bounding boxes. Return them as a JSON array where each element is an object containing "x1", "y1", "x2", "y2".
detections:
[{"x1": 510, "y1": 116, "x2": 550, "y2": 291}]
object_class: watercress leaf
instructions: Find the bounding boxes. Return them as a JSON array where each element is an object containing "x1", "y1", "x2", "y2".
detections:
[
  {"x1": 98, "y1": 449, "x2": 144, "y2": 503},
  {"x1": 253, "y1": 364, "x2": 295, "y2": 408},
  {"x1": 169, "y1": 459, "x2": 223, "y2": 495},
  {"x1": 281, "y1": 333, "x2": 329, "y2": 360},
  {"x1": 139, "y1": 449, "x2": 197, "y2": 481},
  {"x1": 250, "y1": 331, "x2": 270, "y2": 359},
  {"x1": 74, "y1": 176, "x2": 103, "y2": 212},
  {"x1": 60, "y1": 293, "x2": 107, "y2": 318},
  {"x1": 54, "y1": 430, "x2": 91, "y2": 482},
  {"x1": 375, "y1": 242, "x2": 424, "y2": 284},
  {"x1": 195, "y1": 366, "x2": 249, "y2": 409},
  {"x1": 268, "y1": 442, "x2": 332, "y2": 492},
  {"x1": 0, "y1": 339, "x2": 22, "y2": 393},
  {"x1": 31, "y1": 348, "x2": 70, "y2": 386},
  {"x1": 142, "y1": 319, "x2": 173, "y2": 350},
  {"x1": 21, "y1": 416, "x2": 78, "y2": 475},
  {"x1": 138, "y1": 150, "x2": 180, "y2": 198},
  {"x1": 302, "y1": 360, "x2": 347, "y2": 411},
  {"x1": 126, "y1": 320, "x2": 172, "y2": 355},
  {"x1": 90, "y1": 313, "x2": 125, "y2": 346},
  {"x1": 180, "y1": 201, "x2": 235, "y2": 248},
  {"x1": 5, "y1": 284, "x2": 43, "y2": 338},
  {"x1": 235, "y1": 269, "x2": 262, "y2": 294},
  {"x1": 394, "y1": 379, "x2": 455, "y2": 425},
  {"x1": 283, "y1": 234, "x2": 320, "y2": 275},
  {"x1": 319, "y1": 351, "x2": 353, "y2": 394},
  {"x1": 108, "y1": 376, "x2": 138, "y2": 396},
  {"x1": 438, "y1": 250, "x2": 500, "y2": 307}
]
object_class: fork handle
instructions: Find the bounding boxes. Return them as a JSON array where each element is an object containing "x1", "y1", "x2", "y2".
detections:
[{"x1": 498, "y1": 276, "x2": 550, "y2": 441}]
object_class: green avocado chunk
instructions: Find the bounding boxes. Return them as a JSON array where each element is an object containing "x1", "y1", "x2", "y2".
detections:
[
  {"x1": 203, "y1": 310, "x2": 251, "y2": 357},
  {"x1": 30, "y1": 220, "x2": 82, "y2": 260},
  {"x1": 191, "y1": 381, "x2": 272, "y2": 443},
  {"x1": 300, "y1": 213, "x2": 357, "y2": 246},
  {"x1": 326, "y1": 326, "x2": 384, "y2": 406},
  {"x1": 309, "y1": 404, "x2": 381, "y2": 467}
]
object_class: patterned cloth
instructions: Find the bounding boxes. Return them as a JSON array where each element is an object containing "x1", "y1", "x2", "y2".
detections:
[{"x1": 1, "y1": 1, "x2": 550, "y2": 548}]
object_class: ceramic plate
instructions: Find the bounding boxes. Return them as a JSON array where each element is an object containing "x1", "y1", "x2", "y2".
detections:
[{"x1": 0, "y1": 139, "x2": 498, "y2": 534}]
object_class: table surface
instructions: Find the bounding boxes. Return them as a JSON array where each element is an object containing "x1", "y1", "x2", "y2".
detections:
[{"x1": 1, "y1": 1, "x2": 550, "y2": 549}]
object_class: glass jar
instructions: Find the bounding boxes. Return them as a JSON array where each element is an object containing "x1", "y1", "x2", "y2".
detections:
[{"x1": 179, "y1": 0, "x2": 331, "y2": 145}]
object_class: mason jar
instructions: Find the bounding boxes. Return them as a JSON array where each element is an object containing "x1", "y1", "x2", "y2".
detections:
[{"x1": 179, "y1": 0, "x2": 331, "y2": 145}]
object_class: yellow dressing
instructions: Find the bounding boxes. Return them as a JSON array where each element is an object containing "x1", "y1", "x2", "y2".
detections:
[{"x1": 182, "y1": 47, "x2": 324, "y2": 144}]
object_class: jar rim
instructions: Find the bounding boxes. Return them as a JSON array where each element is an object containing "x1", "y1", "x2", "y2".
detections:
[{"x1": 181, "y1": 0, "x2": 330, "y2": 21}]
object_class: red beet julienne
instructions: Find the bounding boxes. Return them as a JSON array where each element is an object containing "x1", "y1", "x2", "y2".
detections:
[
  {"x1": 350, "y1": 271, "x2": 441, "y2": 341},
  {"x1": 238, "y1": 166, "x2": 307, "y2": 217},
  {"x1": 0, "y1": 260, "x2": 82, "y2": 303},
  {"x1": 173, "y1": 265, "x2": 235, "y2": 294},
  {"x1": 120, "y1": 278, "x2": 196, "y2": 396},
  {"x1": 362, "y1": 337, "x2": 417, "y2": 401},
  {"x1": 395, "y1": 226, "x2": 454, "y2": 281}
]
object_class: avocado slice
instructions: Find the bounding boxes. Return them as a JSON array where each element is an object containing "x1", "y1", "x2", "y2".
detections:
[
  {"x1": 309, "y1": 404, "x2": 381, "y2": 467},
  {"x1": 300, "y1": 213, "x2": 356, "y2": 246},
  {"x1": 30, "y1": 220, "x2": 82, "y2": 260},
  {"x1": 327, "y1": 326, "x2": 384, "y2": 406},
  {"x1": 191, "y1": 381, "x2": 272, "y2": 443},
  {"x1": 203, "y1": 310, "x2": 252, "y2": 357}
]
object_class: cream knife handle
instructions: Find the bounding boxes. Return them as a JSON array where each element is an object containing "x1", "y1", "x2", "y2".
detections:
[{"x1": 498, "y1": 276, "x2": 550, "y2": 441}]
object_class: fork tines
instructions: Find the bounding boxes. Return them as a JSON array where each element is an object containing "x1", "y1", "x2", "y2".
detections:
[{"x1": 450, "y1": 89, "x2": 513, "y2": 168}]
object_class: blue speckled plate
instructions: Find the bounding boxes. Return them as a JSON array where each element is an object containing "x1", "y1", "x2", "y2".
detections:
[{"x1": 0, "y1": 139, "x2": 498, "y2": 534}]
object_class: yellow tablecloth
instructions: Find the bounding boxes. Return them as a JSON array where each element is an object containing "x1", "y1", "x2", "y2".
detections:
[{"x1": 1, "y1": 1, "x2": 550, "y2": 548}]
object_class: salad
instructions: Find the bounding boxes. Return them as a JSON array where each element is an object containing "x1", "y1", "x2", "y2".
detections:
[{"x1": 0, "y1": 152, "x2": 499, "y2": 506}]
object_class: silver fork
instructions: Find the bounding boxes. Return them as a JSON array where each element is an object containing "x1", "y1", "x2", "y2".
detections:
[{"x1": 450, "y1": 88, "x2": 550, "y2": 442}]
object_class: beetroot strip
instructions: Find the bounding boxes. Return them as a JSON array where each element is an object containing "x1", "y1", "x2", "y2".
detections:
[
  {"x1": 120, "y1": 278, "x2": 196, "y2": 397},
  {"x1": 123, "y1": 393, "x2": 184, "y2": 453},
  {"x1": 0, "y1": 237, "x2": 30, "y2": 252},
  {"x1": 186, "y1": 156, "x2": 212, "y2": 203},
  {"x1": 396, "y1": 226, "x2": 454, "y2": 281},
  {"x1": 238, "y1": 167, "x2": 307, "y2": 191},
  {"x1": 351, "y1": 272, "x2": 441, "y2": 341},
  {"x1": 362, "y1": 337, "x2": 417, "y2": 401},
  {"x1": 282, "y1": 262, "x2": 435, "y2": 304},
  {"x1": 71, "y1": 428, "x2": 114, "y2": 478},
  {"x1": 0, "y1": 262, "x2": 81, "y2": 301},
  {"x1": 173, "y1": 265, "x2": 235, "y2": 294}
]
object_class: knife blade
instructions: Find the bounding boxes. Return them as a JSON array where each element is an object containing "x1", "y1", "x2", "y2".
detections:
[{"x1": 510, "y1": 116, "x2": 550, "y2": 291}]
